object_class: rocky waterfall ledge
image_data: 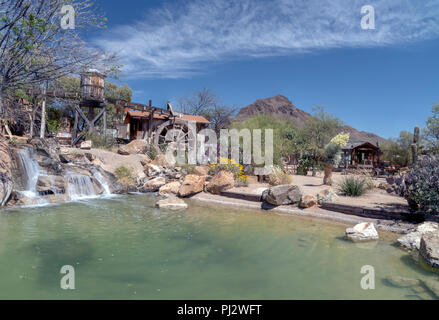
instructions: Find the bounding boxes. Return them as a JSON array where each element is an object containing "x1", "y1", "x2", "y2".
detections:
[{"x1": 3, "y1": 137, "x2": 121, "y2": 207}]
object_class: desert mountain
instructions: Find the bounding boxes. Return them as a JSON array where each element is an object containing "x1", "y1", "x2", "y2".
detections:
[
  {"x1": 235, "y1": 95, "x2": 311, "y2": 128},
  {"x1": 235, "y1": 95, "x2": 387, "y2": 145}
]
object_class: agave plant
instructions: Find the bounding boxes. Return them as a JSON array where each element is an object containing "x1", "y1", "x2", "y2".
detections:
[{"x1": 395, "y1": 155, "x2": 439, "y2": 214}]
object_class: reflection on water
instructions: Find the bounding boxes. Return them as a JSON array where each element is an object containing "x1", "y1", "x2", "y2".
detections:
[{"x1": 0, "y1": 194, "x2": 438, "y2": 300}]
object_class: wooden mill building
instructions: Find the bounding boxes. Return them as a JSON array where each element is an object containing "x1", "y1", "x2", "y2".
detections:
[
  {"x1": 341, "y1": 141, "x2": 382, "y2": 168},
  {"x1": 122, "y1": 106, "x2": 211, "y2": 141},
  {"x1": 21, "y1": 69, "x2": 211, "y2": 147}
]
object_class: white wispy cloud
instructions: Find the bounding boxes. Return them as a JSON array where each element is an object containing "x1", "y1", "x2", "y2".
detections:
[{"x1": 94, "y1": 0, "x2": 439, "y2": 79}]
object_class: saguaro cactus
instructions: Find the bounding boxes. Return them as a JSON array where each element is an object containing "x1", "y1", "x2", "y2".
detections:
[{"x1": 411, "y1": 126, "x2": 420, "y2": 165}]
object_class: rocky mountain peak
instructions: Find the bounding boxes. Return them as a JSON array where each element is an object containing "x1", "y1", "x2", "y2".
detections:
[{"x1": 235, "y1": 95, "x2": 387, "y2": 145}]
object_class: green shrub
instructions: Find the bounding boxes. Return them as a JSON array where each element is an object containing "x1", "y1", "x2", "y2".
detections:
[
  {"x1": 337, "y1": 175, "x2": 373, "y2": 197},
  {"x1": 115, "y1": 166, "x2": 134, "y2": 185},
  {"x1": 297, "y1": 157, "x2": 311, "y2": 176},
  {"x1": 324, "y1": 142, "x2": 342, "y2": 166},
  {"x1": 230, "y1": 115, "x2": 297, "y2": 167},
  {"x1": 146, "y1": 146, "x2": 159, "y2": 161},
  {"x1": 84, "y1": 132, "x2": 115, "y2": 150},
  {"x1": 47, "y1": 119, "x2": 60, "y2": 134},
  {"x1": 395, "y1": 155, "x2": 439, "y2": 214}
]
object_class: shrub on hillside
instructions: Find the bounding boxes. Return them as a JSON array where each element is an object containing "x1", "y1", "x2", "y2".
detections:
[
  {"x1": 337, "y1": 175, "x2": 373, "y2": 197},
  {"x1": 395, "y1": 155, "x2": 439, "y2": 214}
]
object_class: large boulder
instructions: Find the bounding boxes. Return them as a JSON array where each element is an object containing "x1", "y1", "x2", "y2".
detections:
[
  {"x1": 159, "y1": 181, "x2": 181, "y2": 196},
  {"x1": 262, "y1": 185, "x2": 302, "y2": 206},
  {"x1": 397, "y1": 222, "x2": 439, "y2": 251},
  {"x1": 140, "y1": 177, "x2": 166, "y2": 192},
  {"x1": 346, "y1": 222, "x2": 379, "y2": 242},
  {"x1": 207, "y1": 171, "x2": 234, "y2": 195},
  {"x1": 118, "y1": 139, "x2": 148, "y2": 155},
  {"x1": 420, "y1": 233, "x2": 439, "y2": 269},
  {"x1": 300, "y1": 195, "x2": 317, "y2": 209},
  {"x1": 179, "y1": 174, "x2": 206, "y2": 197},
  {"x1": 156, "y1": 196, "x2": 188, "y2": 211}
]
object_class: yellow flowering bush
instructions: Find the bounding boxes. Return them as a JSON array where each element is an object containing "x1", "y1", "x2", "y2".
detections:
[{"x1": 209, "y1": 158, "x2": 248, "y2": 186}]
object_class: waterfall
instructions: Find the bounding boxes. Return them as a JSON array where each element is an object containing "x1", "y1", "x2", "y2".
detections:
[
  {"x1": 15, "y1": 147, "x2": 112, "y2": 205},
  {"x1": 16, "y1": 148, "x2": 41, "y2": 197},
  {"x1": 92, "y1": 171, "x2": 112, "y2": 196},
  {"x1": 66, "y1": 175, "x2": 97, "y2": 201}
]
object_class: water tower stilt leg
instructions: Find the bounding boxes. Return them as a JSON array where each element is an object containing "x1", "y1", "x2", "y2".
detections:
[
  {"x1": 103, "y1": 104, "x2": 107, "y2": 137},
  {"x1": 72, "y1": 107, "x2": 79, "y2": 146}
]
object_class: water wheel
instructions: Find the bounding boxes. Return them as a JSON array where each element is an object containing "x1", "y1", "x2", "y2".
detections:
[{"x1": 152, "y1": 119, "x2": 196, "y2": 160}]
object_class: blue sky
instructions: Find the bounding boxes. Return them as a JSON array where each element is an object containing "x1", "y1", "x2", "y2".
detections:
[{"x1": 90, "y1": 0, "x2": 439, "y2": 139}]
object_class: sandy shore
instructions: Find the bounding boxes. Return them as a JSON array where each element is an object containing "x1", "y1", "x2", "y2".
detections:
[{"x1": 190, "y1": 192, "x2": 415, "y2": 234}]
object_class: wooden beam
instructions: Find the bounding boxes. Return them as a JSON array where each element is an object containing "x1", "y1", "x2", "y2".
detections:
[
  {"x1": 148, "y1": 109, "x2": 154, "y2": 141},
  {"x1": 75, "y1": 105, "x2": 91, "y2": 125},
  {"x1": 91, "y1": 107, "x2": 105, "y2": 127},
  {"x1": 103, "y1": 104, "x2": 107, "y2": 137},
  {"x1": 72, "y1": 133, "x2": 85, "y2": 146},
  {"x1": 40, "y1": 84, "x2": 47, "y2": 139},
  {"x1": 72, "y1": 107, "x2": 79, "y2": 145}
]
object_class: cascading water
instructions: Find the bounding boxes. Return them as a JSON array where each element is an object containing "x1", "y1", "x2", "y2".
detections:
[
  {"x1": 15, "y1": 147, "x2": 112, "y2": 205},
  {"x1": 92, "y1": 171, "x2": 112, "y2": 196},
  {"x1": 16, "y1": 148, "x2": 41, "y2": 197},
  {"x1": 66, "y1": 174, "x2": 97, "y2": 201}
]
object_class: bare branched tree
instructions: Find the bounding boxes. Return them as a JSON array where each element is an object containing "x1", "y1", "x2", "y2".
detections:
[
  {"x1": 176, "y1": 87, "x2": 238, "y2": 135},
  {"x1": 0, "y1": 0, "x2": 121, "y2": 134}
]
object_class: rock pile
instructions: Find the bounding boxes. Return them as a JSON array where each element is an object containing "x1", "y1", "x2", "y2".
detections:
[{"x1": 118, "y1": 139, "x2": 149, "y2": 155}]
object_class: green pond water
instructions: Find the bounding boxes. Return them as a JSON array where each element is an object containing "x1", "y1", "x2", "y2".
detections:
[{"x1": 0, "y1": 194, "x2": 438, "y2": 300}]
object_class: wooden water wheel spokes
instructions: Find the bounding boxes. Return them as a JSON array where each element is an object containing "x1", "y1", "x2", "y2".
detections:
[{"x1": 153, "y1": 119, "x2": 197, "y2": 163}]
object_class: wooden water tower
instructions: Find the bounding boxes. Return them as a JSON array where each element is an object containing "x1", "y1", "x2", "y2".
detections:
[
  {"x1": 80, "y1": 69, "x2": 106, "y2": 102},
  {"x1": 72, "y1": 69, "x2": 108, "y2": 146}
]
